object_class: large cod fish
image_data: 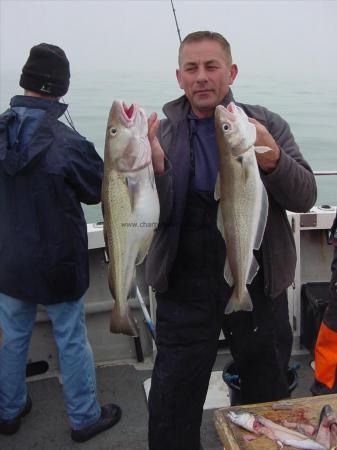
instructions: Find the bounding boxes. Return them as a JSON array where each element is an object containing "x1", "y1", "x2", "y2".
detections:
[
  {"x1": 102, "y1": 100, "x2": 159, "y2": 336},
  {"x1": 215, "y1": 102, "x2": 269, "y2": 314}
]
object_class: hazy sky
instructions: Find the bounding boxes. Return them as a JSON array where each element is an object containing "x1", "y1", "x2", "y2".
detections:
[{"x1": 1, "y1": 0, "x2": 337, "y2": 82}]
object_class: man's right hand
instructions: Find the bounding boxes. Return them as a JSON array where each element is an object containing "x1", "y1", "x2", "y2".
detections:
[{"x1": 148, "y1": 112, "x2": 165, "y2": 174}]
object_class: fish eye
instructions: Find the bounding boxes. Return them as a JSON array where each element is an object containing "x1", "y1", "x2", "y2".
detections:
[
  {"x1": 110, "y1": 127, "x2": 117, "y2": 136},
  {"x1": 222, "y1": 122, "x2": 231, "y2": 132}
]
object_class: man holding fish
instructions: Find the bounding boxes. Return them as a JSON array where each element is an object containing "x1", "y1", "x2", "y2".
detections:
[{"x1": 145, "y1": 30, "x2": 317, "y2": 450}]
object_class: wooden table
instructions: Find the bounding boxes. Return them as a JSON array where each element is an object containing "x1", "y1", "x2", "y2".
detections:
[{"x1": 215, "y1": 393, "x2": 337, "y2": 450}]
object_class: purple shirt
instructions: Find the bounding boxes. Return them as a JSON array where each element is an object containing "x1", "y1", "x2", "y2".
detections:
[{"x1": 188, "y1": 113, "x2": 219, "y2": 191}]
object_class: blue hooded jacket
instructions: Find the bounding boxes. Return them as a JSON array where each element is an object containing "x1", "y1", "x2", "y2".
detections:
[{"x1": 0, "y1": 95, "x2": 103, "y2": 304}]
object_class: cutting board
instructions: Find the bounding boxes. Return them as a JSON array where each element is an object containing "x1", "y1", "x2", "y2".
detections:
[{"x1": 215, "y1": 393, "x2": 337, "y2": 450}]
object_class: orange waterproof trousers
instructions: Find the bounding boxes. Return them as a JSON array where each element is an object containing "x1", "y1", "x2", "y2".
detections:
[{"x1": 315, "y1": 319, "x2": 337, "y2": 390}]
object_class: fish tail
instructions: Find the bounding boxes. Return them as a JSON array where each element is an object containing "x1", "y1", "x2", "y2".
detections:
[
  {"x1": 225, "y1": 288, "x2": 253, "y2": 315},
  {"x1": 110, "y1": 304, "x2": 139, "y2": 337}
]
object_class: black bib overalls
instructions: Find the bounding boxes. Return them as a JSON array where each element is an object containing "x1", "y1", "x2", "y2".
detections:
[{"x1": 148, "y1": 188, "x2": 292, "y2": 450}]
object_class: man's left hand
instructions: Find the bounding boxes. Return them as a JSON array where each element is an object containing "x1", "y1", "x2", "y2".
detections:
[{"x1": 249, "y1": 117, "x2": 280, "y2": 173}]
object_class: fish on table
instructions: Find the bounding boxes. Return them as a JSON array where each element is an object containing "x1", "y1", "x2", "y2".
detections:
[
  {"x1": 227, "y1": 410, "x2": 328, "y2": 449},
  {"x1": 102, "y1": 100, "x2": 159, "y2": 336},
  {"x1": 214, "y1": 102, "x2": 269, "y2": 314},
  {"x1": 316, "y1": 404, "x2": 337, "y2": 449}
]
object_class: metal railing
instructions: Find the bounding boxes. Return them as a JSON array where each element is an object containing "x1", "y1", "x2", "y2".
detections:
[{"x1": 314, "y1": 171, "x2": 337, "y2": 176}]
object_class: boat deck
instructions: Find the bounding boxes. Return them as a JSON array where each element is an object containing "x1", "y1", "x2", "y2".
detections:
[
  {"x1": 0, "y1": 351, "x2": 315, "y2": 450},
  {"x1": 2, "y1": 205, "x2": 335, "y2": 449}
]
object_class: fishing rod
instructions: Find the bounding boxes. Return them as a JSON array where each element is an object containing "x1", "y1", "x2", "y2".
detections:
[{"x1": 170, "y1": 0, "x2": 182, "y2": 43}]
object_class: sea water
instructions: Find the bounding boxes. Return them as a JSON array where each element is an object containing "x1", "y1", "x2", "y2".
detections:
[{"x1": 1, "y1": 69, "x2": 336, "y2": 224}]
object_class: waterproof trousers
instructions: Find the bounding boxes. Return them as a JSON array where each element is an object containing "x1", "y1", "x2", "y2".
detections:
[
  {"x1": 0, "y1": 293, "x2": 101, "y2": 430},
  {"x1": 312, "y1": 303, "x2": 337, "y2": 395}
]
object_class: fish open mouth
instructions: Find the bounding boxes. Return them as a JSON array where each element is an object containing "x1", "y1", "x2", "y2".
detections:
[
  {"x1": 123, "y1": 103, "x2": 135, "y2": 119},
  {"x1": 114, "y1": 100, "x2": 139, "y2": 127}
]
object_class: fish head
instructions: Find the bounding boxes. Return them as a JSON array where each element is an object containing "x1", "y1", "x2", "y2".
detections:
[
  {"x1": 104, "y1": 100, "x2": 151, "y2": 172},
  {"x1": 215, "y1": 102, "x2": 256, "y2": 157},
  {"x1": 228, "y1": 410, "x2": 256, "y2": 432}
]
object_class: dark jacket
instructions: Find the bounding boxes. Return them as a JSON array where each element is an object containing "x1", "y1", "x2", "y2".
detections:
[
  {"x1": 0, "y1": 95, "x2": 103, "y2": 304},
  {"x1": 145, "y1": 90, "x2": 317, "y2": 299}
]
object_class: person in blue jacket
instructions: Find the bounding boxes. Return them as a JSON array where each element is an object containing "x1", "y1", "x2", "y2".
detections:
[{"x1": 0, "y1": 43, "x2": 121, "y2": 442}]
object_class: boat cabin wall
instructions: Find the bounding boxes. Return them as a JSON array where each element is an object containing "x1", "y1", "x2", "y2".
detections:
[{"x1": 287, "y1": 206, "x2": 336, "y2": 351}]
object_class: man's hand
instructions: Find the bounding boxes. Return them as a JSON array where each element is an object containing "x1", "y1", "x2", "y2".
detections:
[
  {"x1": 148, "y1": 112, "x2": 165, "y2": 174},
  {"x1": 249, "y1": 117, "x2": 280, "y2": 173}
]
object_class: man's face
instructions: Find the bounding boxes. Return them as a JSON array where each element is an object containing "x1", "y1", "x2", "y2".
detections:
[{"x1": 176, "y1": 39, "x2": 238, "y2": 118}]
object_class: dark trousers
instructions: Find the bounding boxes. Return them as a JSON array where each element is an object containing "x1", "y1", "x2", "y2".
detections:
[
  {"x1": 148, "y1": 278, "x2": 292, "y2": 450},
  {"x1": 148, "y1": 284, "x2": 224, "y2": 450},
  {"x1": 223, "y1": 278, "x2": 292, "y2": 404}
]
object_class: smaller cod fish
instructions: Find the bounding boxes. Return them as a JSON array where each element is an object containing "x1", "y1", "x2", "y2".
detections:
[
  {"x1": 215, "y1": 102, "x2": 269, "y2": 314},
  {"x1": 228, "y1": 410, "x2": 328, "y2": 449},
  {"x1": 102, "y1": 100, "x2": 159, "y2": 336}
]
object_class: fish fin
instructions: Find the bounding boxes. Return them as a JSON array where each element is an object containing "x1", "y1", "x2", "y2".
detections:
[
  {"x1": 135, "y1": 235, "x2": 153, "y2": 265},
  {"x1": 253, "y1": 184, "x2": 269, "y2": 250},
  {"x1": 224, "y1": 258, "x2": 234, "y2": 286},
  {"x1": 246, "y1": 122, "x2": 257, "y2": 149},
  {"x1": 109, "y1": 303, "x2": 139, "y2": 336},
  {"x1": 125, "y1": 176, "x2": 140, "y2": 212},
  {"x1": 214, "y1": 173, "x2": 221, "y2": 201},
  {"x1": 216, "y1": 204, "x2": 225, "y2": 240},
  {"x1": 101, "y1": 195, "x2": 105, "y2": 218},
  {"x1": 101, "y1": 198, "x2": 109, "y2": 258},
  {"x1": 239, "y1": 289, "x2": 253, "y2": 312},
  {"x1": 103, "y1": 230, "x2": 109, "y2": 261},
  {"x1": 225, "y1": 292, "x2": 237, "y2": 314},
  {"x1": 148, "y1": 164, "x2": 156, "y2": 189},
  {"x1": 136, "y1": 250, "x2": 147, "y2": 265},
  {"x1": 247, "y1": 254, "x2": 259, "y2": 284},
  {"x1": 225, "y1": 288, "x2": 253, "y2": 315},
  {"x1": 239, "y1": 154, "x2": 250, "y2": 184},
  {"x1": 254, "y1": 146, "x2": 273, "y2": 154},
  {"x1": 244, "y1": 161, "x2": 250, "y2": 183},
  {"x1": 128, "y1": 278, "x2": 137, "y2": 299}
]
